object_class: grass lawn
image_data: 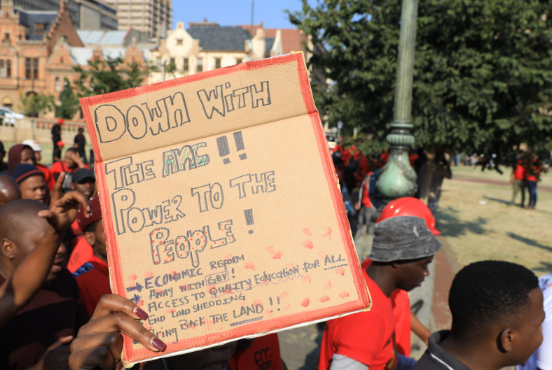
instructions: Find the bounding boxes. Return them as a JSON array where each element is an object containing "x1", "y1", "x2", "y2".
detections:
[{"x1": 438, "y1": 166, "x2": 552, "y2": 276}]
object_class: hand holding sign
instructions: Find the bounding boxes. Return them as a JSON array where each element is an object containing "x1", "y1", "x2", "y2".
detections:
[{"x1": 81, "y1": 53, "x2": 371, "y2": 366}]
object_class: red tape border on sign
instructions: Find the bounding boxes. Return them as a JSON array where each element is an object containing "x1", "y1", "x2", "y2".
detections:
[{"x1": 81, "y1": 53, "x2": 370, "y2": 364}]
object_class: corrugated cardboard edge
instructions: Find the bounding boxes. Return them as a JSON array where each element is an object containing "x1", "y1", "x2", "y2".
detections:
[{"x1": 81, "y1": 52, "x2": 372, "y2": 366}]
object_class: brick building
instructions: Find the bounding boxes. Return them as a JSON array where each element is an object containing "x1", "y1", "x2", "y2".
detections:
[
  {"x1": 104, "y1": 0, "x2": 172, "y2": 38},
  {"x1": 0, "y1": 0, "x2": 149, "y2": 118}
]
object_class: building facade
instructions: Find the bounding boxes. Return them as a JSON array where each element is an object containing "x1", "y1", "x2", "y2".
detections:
[
  {"x1": 1, "y1": 0, "x2": 118, "y2": 30},
  {"x1": 148, "y1": 21, "x2": 285, "y2": 84},
  {"x1": 104, "y1": 0, "x2": 171, "y2": 38},
  {"x1": 0, "y1": 0, "x2": 148, "y2": 118}
]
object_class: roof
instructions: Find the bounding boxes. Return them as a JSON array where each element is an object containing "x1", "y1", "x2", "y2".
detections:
[
  {"x1": 239, "y1": 25, "x2": 307, "y2": 54},
  {"x1": 69, "y1": 47, "x2": 127, "y2": 65},
  {"x1": 187, "y1": 25, "x2": 250, "y2": 51},
  {"x1": 16, "y1": 10, "x2": 58, "y2": 41},
  {"x1": 77, "y1": 30, "x2": 127, "y2": 46},
  {"x1": 265, "y1": 37, "x2": 275, "y2": 53}
]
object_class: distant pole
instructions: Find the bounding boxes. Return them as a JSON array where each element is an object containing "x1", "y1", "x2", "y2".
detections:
[
  {"x1": 250, "y1": 0, "x2": 255, "y2": 36},
  {"x1": 376, "y1": 0, "x2": 419, "y2": 201}
]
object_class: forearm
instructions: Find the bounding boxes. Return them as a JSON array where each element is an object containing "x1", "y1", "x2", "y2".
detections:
[
  {"x1": 411, "y1": 313, "x2": 431, "y2": 344},
  {"x1": 0, "y1": 230, "x2": 61, "y2": 327}
]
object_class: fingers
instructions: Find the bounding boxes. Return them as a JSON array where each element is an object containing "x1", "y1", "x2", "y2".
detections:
[
  {"x1": 80, "y1": 311, "x2": 163, "y2": 353},
  {"x1": 49, "y1": 336, "x2": 74, "y2": 349},
  {"x1": 70, "y1": 333, "x2": 122, "y2": 367},
  {"x1": 69, "y1": 346, "x2": 116, "y2": 370},
  {"x1": 85, "y1": 295, "x2": 166, "y2": 353},
  {"x1": 58, "y1": 190, "x2": 91, "y2": 217},
  {"x1": 51, "y1": 172, "x2": 66, "y2": 204}
]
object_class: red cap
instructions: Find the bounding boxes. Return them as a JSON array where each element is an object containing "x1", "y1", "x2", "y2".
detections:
[
  {"x1": 57, "y1": 141, "x2": 65, "y2": 147},
  {"x1": 77, "y1": 197, "x2": 102, "y2": 232},
  {"x1": 58, "y1": 118, "x2": 64, "y2": 125},
  {"x1": 376, "y1": 197, "x2": 440, "y2": 235}
]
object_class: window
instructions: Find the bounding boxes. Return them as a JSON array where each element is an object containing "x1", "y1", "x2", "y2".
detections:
[
  {"x1": 34, "y1": 23, "x2": 44, "y2": 36},
  {"x1": 3, "y1": 32, "x2": 8, "y2": 41},
  {"x1": 196, "y1": 58, "x2": 203, "y2": 72},
  {"x1": 25, "y1": 58, "x2": 39, "y2": 79},
  {"x1": 55, "y1": 77, "x2": 61, "y2": 92},
  {"x1": 6, "y1": 60, "x2": 11, "y2": 77},
  {"x1": 60, "y1": 56, "x2": 64, "y2": 64},
  {"x1": 236, "y1": 58, "x2": 243, "y2": 64},
  {"x1": 215, "y1": 58, "x2": 221, "y2": 69},
  {"x1": 0, "y1": 60, "x2": 5, "y2": 78},
  {"x1": 176, "y1": 38, "x2": 183, "y2": 46},
  {"x1": 183, "y1": 58, "x2": 189, "y2": 72}
]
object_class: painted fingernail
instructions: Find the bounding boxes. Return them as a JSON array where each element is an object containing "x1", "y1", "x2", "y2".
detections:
[
  {"x1": 152, "y1": 337, "x2": 167, "y2": 352},
  {"x1": 134, "y1": 307, "x2": 148, "y2": 320}
]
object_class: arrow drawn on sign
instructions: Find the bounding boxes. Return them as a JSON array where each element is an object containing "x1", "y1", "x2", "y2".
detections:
[
  {"x1": 126, "y1": 283, "x2": 143, "y2": 293},
  {"x1": 130, "y1": 294, "x2": 141, "y2": 304}
]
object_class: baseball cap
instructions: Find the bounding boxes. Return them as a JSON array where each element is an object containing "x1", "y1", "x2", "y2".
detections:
[
  {"x1": 22, "y1": 139, "x2": 42, "y2": 152},
  {"x1": 11, "y1": 164, "x2": 44, "y2": 184},
  {"x1": 57, "y1": 141, "x2": 65, "y2": 148},
  {"x1": 72, "y1": 168, "x2": 95, "y2": 184},
  {"x1": 77, "y1": 197, "x2": 102, "y2": 231},
  {"x1": 369, "y1": 216, "x2": 442, "y2": 262}
]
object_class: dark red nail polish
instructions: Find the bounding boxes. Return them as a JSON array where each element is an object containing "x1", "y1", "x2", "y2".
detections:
[
  {"x1": 152, "y1": 337, "x2": 167, "y2": 352},
  {"x1": 134, "y1": 307, "x2": 148, "y2": 320}
]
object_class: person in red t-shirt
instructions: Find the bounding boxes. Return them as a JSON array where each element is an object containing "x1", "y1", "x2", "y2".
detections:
[
  {"x1": 510, "y1": 151, "x2": 527, "y2": 207},
  {"x1": 525, "y1": 152, "x2": 542, "y2": 210},
  {"x1": 229, "y1": 334, "x2": 286, "y2": 370},
  {"x1": 319, "y1": 216, "x2": 442, "y2": 370},
  {"x1": 73, "y1": 197, "x2": 111, "y2": 317},
  {"x1": 50, "y1": 148, "x2": 90, "y2": 192}
]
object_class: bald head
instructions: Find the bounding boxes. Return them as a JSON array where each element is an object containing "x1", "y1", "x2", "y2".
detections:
[
  {"x1": 0, "y1": 176, "x2": 20, "y2": 209},
  {"x1": 0, "y1": 199, "x2": 48, "y2": 243}
]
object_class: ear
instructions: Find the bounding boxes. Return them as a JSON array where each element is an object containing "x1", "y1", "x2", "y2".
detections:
[
  {"x1": 498, "y1": 328, "x2": 514, "y2": 353},
  {"x1": 390, "y1": 261, "x2": 402, "y2": 270},
  {"x1": 84, "y1": 231, "x2": 96, "y2": 247},
  {"x1": 1, "y1": 238, "x2": 17, "y2": 259}
]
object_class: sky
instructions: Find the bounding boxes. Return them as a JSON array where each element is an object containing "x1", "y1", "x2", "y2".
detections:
[{"x1": 172, "y1": 0, "x2": 307, "y2": 29}]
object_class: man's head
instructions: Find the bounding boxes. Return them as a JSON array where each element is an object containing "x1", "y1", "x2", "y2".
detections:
[
  {"x1": 22, "y1": 139, "x2": 42, "y2": 163},
  {"x1": 12, "y1": 164, "x2": 48, "y2": 203},
  {"x1": 64, "y1": 148, "x2": 80, "y2": 169},
  {"x1": 369, "y1": 216, "x2": 442, "y2": 292},
  {"x1": 0, "y1": 175, "x2": 20, "y2": 209},
  {"x1": 78, "y1": 197, "x2": 105, "y2": 262},
  {"x1": 8, "y1": 144, "x2": 35, "y2": 175},
  {"x1": 70, "y1": 168, "x2": 96, "y2": 199},
  {"x1": 0, "y1": 200, "x2": 66, "y2": 281},
  {"x1": 78, "y1": 127, "x2": 84, "y2": 134},
  {"x1": 449, "y1": 261, "x2": 543, "y2": 367}
]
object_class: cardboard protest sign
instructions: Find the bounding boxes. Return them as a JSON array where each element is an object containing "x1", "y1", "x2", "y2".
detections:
[{"x1": 81, "y1": 52, "x2": 371, "y2": 365}]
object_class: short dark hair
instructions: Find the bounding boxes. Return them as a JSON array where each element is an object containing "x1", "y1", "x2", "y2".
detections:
[
  {"x1": 66, "y1": 148, "x2": 79, "y2": 155},
  {"x1": 84, "y1": 219, "x2": 100, "y2": 234},
  {"x1": 449, "y1": 261, "x2": 538, "y2": 336}
]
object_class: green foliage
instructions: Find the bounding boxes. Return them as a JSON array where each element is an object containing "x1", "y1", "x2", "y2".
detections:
[
  {"x1": 19, "y1": 92, "x2": 55, "y2": 117},
  {"x1": 288, "y1": 0, "x2": 552, "y2": 156},
  {"x1": 56, "y1": 78, "x2": 79, "y2": 119},
  {"x1": 73, "y1": 57, "x2": 150, "y2": 98}
]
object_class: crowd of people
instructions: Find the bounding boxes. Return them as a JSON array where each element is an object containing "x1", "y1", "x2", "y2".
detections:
[{"x1": 0, "y1": 133, "x2": 549, "y2": 370}]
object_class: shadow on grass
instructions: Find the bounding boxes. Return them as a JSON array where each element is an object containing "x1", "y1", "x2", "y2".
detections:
[
  {"x1": 436, "y1": 206, "x2": 488, "y2": 237},
  {"x1": 534, "y1": 262, "x2": 552, "y2": 274},
  {"x1": 483, "y1": 195, "x2": 524, "y2": 207},
  {"x1": 507, "y1": 232, "x2": 552, "y2": 253}
]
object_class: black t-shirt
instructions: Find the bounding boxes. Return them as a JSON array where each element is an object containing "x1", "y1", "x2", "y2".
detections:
[
  {"x1": 413, "y1": 330, "x2": 471, "y2": 370},
  {"x1": 0, "y1": 268, "x2": 89, "y2": 370}
]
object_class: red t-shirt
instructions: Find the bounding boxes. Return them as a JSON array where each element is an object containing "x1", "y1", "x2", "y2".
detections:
[
  {"x1": 73, "y1": 254, "x2": 111, "y2": 317},
  {"x1": 361, "y1": 259, "x2": 411, "y2": 357},
  {"x1": 514, "y1": 161, "x2": 526, "y2": 181},
  {"x1": 50, "y1": 161, "x2": 89, "y2": 179},
  {"x1": 318, "y1": 270, "x2": 397, "y2": 370},
  {"x1": 361, "y1": 173, "x2": 373, "y2": 208},
  {"x1": 36, "y1": 163, "x2": 56, "y2": 191},
  {"x1": 228, "y1": 334, "x2": 283, "y2": 370},
  {"x1": 67, "y1": 236, "x2": 93, "y2": 273}
]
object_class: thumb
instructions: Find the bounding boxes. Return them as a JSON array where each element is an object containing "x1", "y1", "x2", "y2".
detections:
[{"x1": 50, "y1": 336, "x2": 74, "y2": 349}]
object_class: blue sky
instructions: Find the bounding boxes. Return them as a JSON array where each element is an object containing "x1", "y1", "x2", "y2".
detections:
[{"x1": 172, "y1": 0, "x2": 307, "y2": 29}]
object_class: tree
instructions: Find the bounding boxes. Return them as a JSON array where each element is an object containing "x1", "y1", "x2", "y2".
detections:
[
  {"x1": 56, "y1": 78, "x2": 79, "y2": 119},
  {"x1": 73, "y1": 57, "x2": 150, "y2": 98},
  {"x1": 19, "y1": 92, "x2": 55, "y2": 118},
  {"x1": 288, "y1": 0, "x2": 552, "y2": 158}
]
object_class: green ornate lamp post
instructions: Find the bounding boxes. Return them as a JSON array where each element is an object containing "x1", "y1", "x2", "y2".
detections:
[{"x1": 376, "y1": 0, "x2": 419, "y2": 201}]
